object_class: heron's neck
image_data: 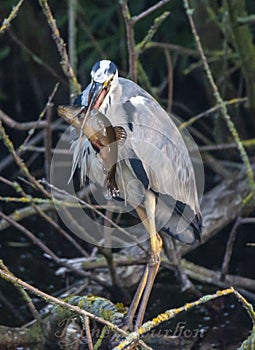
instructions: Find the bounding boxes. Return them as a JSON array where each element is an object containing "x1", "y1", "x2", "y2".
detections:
[{"x1": 99, "y1": 81, "x2": 122, "y2": 123}]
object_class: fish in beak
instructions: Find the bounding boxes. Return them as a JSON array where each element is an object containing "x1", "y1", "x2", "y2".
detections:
[{"x1": 57, "y1": 105, "x2": 126, "y2": 199}]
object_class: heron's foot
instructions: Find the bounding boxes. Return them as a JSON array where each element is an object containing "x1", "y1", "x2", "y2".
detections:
[
  {"x1": 104, "y1": 187, "x2": 119, "y2": 200},
  {"x1": 103, "y1": 176, "x2": 120, "y2": 199},
  {"x1": 111, "y1": 187, "x2": 120, "y2": 198}
]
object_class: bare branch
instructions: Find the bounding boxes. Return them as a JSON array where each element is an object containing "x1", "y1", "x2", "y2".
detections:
[
  {"x1": 39, "y1": 0, "x2": 81, "y2": 97},
  {"x1": 68, "y1": 0, "x2": 78, "y2": 74},
  {"x1": 0, "y1": 109, "x2": 47, "y2": 130},
  {"x1": 132, "y1": 0, "x2": 171, "y2": 24},
  {"x1": 8, "y1": 29, "x2": 67, "y2": 85},
  {"x1": 120, "y1": 0, "x2": 137, "y2": 81},
  {"x1": 164, "y1": 49, "x2": 173, "y2": 112},
  {"x1": 0, "y1": 0, "x2": 24, "y2": 35}
]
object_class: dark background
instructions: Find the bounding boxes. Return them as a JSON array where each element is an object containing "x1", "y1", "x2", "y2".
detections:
[{"x1": 0, "y1": 1, "x2": 255, "y2": 349}]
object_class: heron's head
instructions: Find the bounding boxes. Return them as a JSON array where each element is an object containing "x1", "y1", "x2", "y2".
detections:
[{"x1": 88, "y1": 60, "x2": 118, "y2": 110}]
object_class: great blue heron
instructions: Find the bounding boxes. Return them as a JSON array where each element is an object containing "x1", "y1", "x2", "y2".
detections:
[{"x1": 66, "y1": 60, "x2": 202, "y2": 330}]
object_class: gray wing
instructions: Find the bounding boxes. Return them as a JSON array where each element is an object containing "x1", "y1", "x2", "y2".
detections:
[
  {"x1": 115, "y1": 78, "x2": 200, "y2": 214},
  {"x1": 110, "y1": 79, "x2": 201, "y2": 242}
]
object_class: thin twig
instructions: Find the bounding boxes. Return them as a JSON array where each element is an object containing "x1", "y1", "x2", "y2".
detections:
[
  {"x1": 84, "y1": 316, "x2": 94, "y2": 350},
  {"x1": 0, "y1": 261, "x2": 42, "y2": 327},
  {"x1": 0, "y1": 210, "x2": 60, "y2": 263},
  {"x1": 120, "y1": 0, "x2": 137, "y2": 81},
  {"x1": 21, "y1": 146, "x2": 72, "y2": 155},
  {"x1": 221, "y1": 217, "x2": 242, "y2": 280},
  {"x1": 233, "y1": 289, "x2": 255, "y2": 323},
  {"x1": 78, "y1": 13, "x2": 105, "y2": 59},
  {"x1": 0, "y1": 203, "x2": 53, "y2": 232},
  {"x1": 34, "y1": 207, "x2": 89, "y2": 258},
  {"x1": 68, "y1": 0, "x2": 78, "y2": 76},
  {"x1": 43, "y1": 180, "x2": 148, "y2": 253},
  {"x1": 20, "y1": 83, "x2": 59, "y2": 151},
  {"x1": 0, "y1": 210, "x2": 95, "y2": 279},
  {"x1": 44, "y1": 103, "x2": 53, "y2": 181},
  {"x1": 0, "y1": 194, "x2": 104, "y2": 250},
  {"x1": 7, "y1": 29, "x2": 67, "y2": 85},
  {"x1": 0, "y1": 109, "x2": 47, "y2": 130},
  {"x1": 202, "y1": 153, "x2": 230, "y2": 178},
  {"x1": 0, "y1": 0, "x2": 24, "y2": 35},
  {"x1": 240, "y1": 218, "x2": 255, "y2": 224},
  {"x1": 132, "y1": 0, "x2": 171, "y2": 23},
  {"x1": 0, "y1": 176, "x2": 88, "y2": 257},
  {"x1": 0, "y1": 289, "x2": 24, "y2": 322},
  {"x1": 164, "y1": 49, "x2": 173, "y2": 112},
  {"x1": 199, "y1": 138, "x2": 255, "y2": 152},
  {"x1": 179, "y1": 97, "x2": 248, "y2": 130},
  {"x1": 0, "y1": 119, "x2": 64, "y2": 173},
  {"x1": 145, "y1": 41, "x2": 225, "y2": 57},
  {"x1": 237, "y1": 15, "x2": 255, "y2": 25},
  {"x1": 39, "y1": 0, "x2": 80, "y2": 97}
]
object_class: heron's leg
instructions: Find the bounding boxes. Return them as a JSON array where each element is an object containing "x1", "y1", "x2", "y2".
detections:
[
  {"x1": 135, "y1": 210, "x2": 162, "y2": 328},
  {"x1": 135, "y1": 191, "x2": 162, "y2": 329},
  {"x1": 136, "y1": 192, "x2": 162, "y2": 329},
  {"x1": 123, "y1": 193, "x2": 162, "y2": 330},
  {"x1": 123, "y1": 205, "x2": 150, "y2": 330},
  {"x1": 134, "y1": 237, "x2": 162, "y2": 330},
  {"x1": 123, "y1": 264, "x2": 149, "y2": 330}
]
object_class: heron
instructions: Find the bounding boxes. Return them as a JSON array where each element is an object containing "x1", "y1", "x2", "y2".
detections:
[{"x1": 67, "y1": 60, "x2": 202, "y2": 330}]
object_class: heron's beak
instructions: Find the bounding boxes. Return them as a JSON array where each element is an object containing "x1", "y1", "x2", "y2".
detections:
[{"x1": 88, "y1": 81, "x2": 109, "y2": 110}]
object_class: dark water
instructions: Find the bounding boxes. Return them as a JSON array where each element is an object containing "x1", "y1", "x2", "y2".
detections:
[{"x1": 0, "y1": 192, "x2": 254, "y2": 349}]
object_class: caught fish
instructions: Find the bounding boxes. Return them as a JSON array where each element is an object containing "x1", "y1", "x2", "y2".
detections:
[{"x1": 57, "y1": 105, "x2": 127, "y2": 198}]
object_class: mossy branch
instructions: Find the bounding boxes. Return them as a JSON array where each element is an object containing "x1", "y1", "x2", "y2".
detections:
[
  {"x1": 0, "y1": 268, "x2": 151, "y2": 350},
  {"x1": 183, "y1": 0, "x2": 255, "y2": 203},
  {"x1": 113, "y1": 287, "x2": 255, "y2": 350},
  {"x1": 234, "y1": 289, "x2": 255, "y2": 349},
  {"x1": 0, "y1": 267, "x2": 127, "y2": 332},
  {"x1": 238, "y1": 325, "x2": 255, "y2": 349}
]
